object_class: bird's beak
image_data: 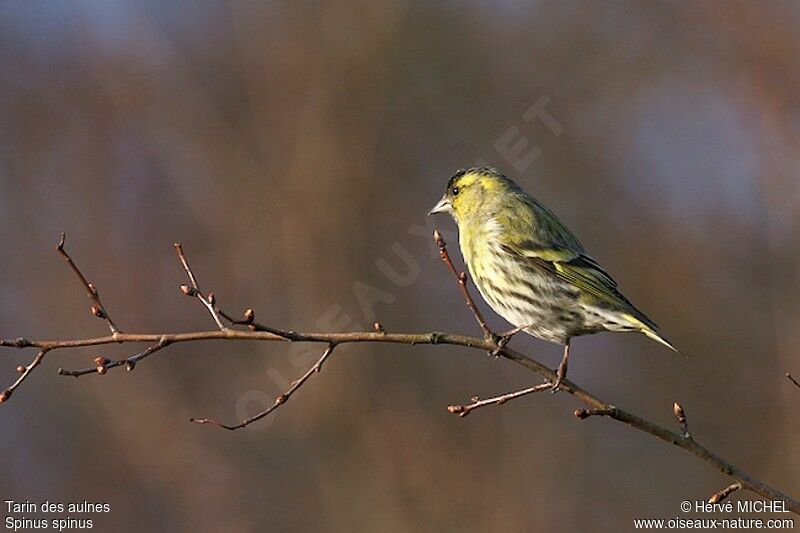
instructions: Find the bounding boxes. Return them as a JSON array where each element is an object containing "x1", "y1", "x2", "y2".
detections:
[{"x1": 428, "y1": 195, "x2": 452, "y2": 215}]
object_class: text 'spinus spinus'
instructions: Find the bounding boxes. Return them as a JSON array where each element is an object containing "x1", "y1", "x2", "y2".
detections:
[{"x1": 429, "y1": 166, "x2": 678, "y2": 388}]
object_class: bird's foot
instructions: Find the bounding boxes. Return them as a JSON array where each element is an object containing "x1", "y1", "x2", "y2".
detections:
[
  {"x1": 549, "y1": 342, "x2": 570, "y2": 393},
  {"x1": 488, "y1": 324, "x2": 534, "y2": 357},
  {"x1": 487, "y1": 335, "x2": 511, "y2": 358}
]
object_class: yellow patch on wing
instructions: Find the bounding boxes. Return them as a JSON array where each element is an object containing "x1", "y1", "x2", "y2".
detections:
[{"x1": 552, "y1": 260, "x2": 619, "y2": 305}]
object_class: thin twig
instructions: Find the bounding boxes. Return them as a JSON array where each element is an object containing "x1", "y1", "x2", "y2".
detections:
[
  {"x1": 217, "y1": 308, "x2": 297, "y2": 340},
  {"x1": 174, "y1": 243, "x2": 227, "y2": 331},
  {"x1": 57, "y1": 234, "x2": 120, "y2": 334},
  {"x1": 190, "y1": 343, "x2": 336, "y2": 430},
  {"x1": 447, "y1": 382, "x2": 552, "y2": 417},
  {"x1": 58, "y1": 336, "x2": 170, "y2": 377},
  {"x1": 709, "y1": 482, "x2": 742, "y2": 504},
  {"x1": 573, "y1": 407, "x2": 617, "y2": 419},
  {"x1": 433, "y1": 230, "x2": 494, "y2": 340},
  {"x1": 0, "y1": 350, "x2": 48, "y2": 402},
  {"x1": 786, "y1": 373, "x2": 800, "y2": 389}
]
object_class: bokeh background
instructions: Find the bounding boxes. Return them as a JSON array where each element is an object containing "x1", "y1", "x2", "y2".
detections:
[{"x1": 1, "y1": 1, "x2": 799, "y2": 531}]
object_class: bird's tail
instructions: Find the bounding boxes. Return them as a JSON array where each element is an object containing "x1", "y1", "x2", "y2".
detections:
[
  {"x1": 622, "y1": 312, "x2": 681, "y2": 355},
  {"x1": 641, "y1": 327, "x2": 680, "y2": 354}
]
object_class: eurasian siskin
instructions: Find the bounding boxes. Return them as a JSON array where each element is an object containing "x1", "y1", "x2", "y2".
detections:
[{"x1": 429, "y1": 166, "x2": 677, "y2": 388}]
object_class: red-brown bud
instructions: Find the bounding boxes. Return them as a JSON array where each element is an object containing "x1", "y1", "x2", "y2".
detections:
[
  {"x1": 433, "y1": 229, "x2": 444, "y2": 247},
  {"x1": 180, "y1": 284, "x2": 197, "y2": 296},
  {"x1": 673, "y1": 402, "x2": 686, "y2": 424},
  {"x1": 447, "y1": 404, "x2": 469, "y2": 417},
  {"x1": 16, "y1": 365, "x2": 26, "y2": 374},
  {"x1": 243, "y1": 308, "x2": 255, "y2": 323}
]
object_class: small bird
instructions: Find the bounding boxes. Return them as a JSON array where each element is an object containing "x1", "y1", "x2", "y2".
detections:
[{"x1": 429, "y1": 166, "x2": 677, "y2": 388}]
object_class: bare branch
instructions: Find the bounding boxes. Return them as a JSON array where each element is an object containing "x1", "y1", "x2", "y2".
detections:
[
  {"x1": 709, "y1": 482, "x2": 742, "y2": 504},
  {"x1": 0, "y1": 350, "x2": 48, "y2": 403},
  {"x1": 447, "y1": 382, "x2": 552, "y2": 417},
  {"x1": 434, "y1": 230, "x2": 494, "y2": 340},
  {"x1": 0, "y1": 236, "x2": 798, "y2": 514},
  {"x1": 174, "y1": 243, "x2": 227, "y2": 331},
  {"x1": 190, "y1": 343, "x2": 336, "y2": 430},
  {"x1": 57, "y1": 336, "x2": 171, "y2": 377},
  {"x1": 57, "y1": 233, "x2": 120, "y2": 334},
  {"x1": 786, "y1": 372, "x2": 800, "y2": 389}
]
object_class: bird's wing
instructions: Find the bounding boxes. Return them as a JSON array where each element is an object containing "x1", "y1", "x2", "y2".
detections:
[
  {"x1": 501, "y1": 241, "x2": 678, "y2": 352},
  {"x1": 501, "y1": 242, "x2": 638, "y2": 314}
]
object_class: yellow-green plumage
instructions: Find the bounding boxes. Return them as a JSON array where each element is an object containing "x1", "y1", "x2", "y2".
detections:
[{"x1": 429, "y1": 166, "x2": 676, "y2": 352}]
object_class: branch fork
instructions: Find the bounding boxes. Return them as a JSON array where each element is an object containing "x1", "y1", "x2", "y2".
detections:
[
  {"x1": 447, "y1": 382, "x2": 552, "y2": 417},
  {"x1": 174, "y1": 243, "x2": 228, "y2": 331},
  {"x1": 57, "y1": 233, "x2": 120, "y2": 335}
]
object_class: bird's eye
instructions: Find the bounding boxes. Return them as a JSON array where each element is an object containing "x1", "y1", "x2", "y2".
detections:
[{"x1": 451, "y1": 186, "x2": 460, "y2": 196}]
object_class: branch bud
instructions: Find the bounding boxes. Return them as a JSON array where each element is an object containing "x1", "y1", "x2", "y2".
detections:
[
  {"x1": 447, "y1": 404, "x2": 469, "y2": 417},
  {"x1": 0, "y1": 389, "x2": 10, "y2": 402},
  {"x1": 12, "y1": 337, "x2": 30, "y2": 348},
  {"x1": 673, "y1": 402, "x2": 686, "y2": 425},
  {"x1": 373, "y1": 322, "x2": 385, "y2": 334},
  {"x1": 125, "y1": 361, "x2": 136, "y2": 372},
  {"x1": 91, "y1": 306, "x2": 106, "y2": 318},
  {"x1": 207, "y1": 292, "x2": 216, "y2": 305},
  {"x1": 180, "y1": 284, "x2": 198, "y2": 296},
  {"x1": 16, "y1": 365, "x2": 26, "y2": 374},
  {"x1": 94, "y1": 356, "x2": 109, "y2": 374},
  {"x1": 673, "y1": 401, "x2": 691, "y2": 438},
  {"x1": 243, "y1": 308, "x2": 255, "y2": 324},
  {"x1": 88, "y1": 283, "x2": 99, "y2": 297},
  {"x1": 574, "y1": 408, "x2": 590, "y2": 419},
  {"x1": 433, "y1": 229, "x2": 445, "y2": 247}
]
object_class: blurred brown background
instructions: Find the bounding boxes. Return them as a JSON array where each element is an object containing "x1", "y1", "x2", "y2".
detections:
[{"x1": 1, "y1": 1, "x2": 799, "y2": 531}]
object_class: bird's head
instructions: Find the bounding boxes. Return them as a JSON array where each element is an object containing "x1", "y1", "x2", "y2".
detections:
[{"x1": 428, "y1": 166, "x2": 512, "y2": 224}]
